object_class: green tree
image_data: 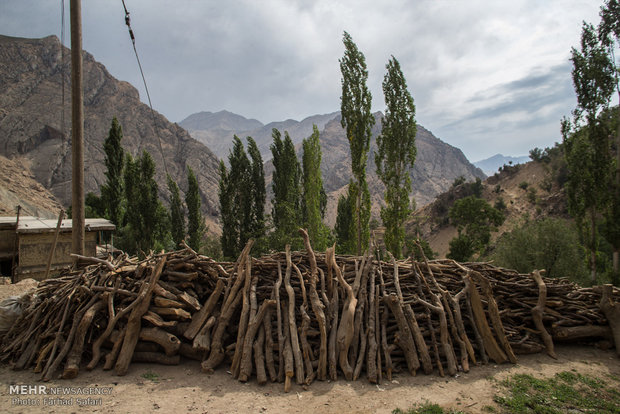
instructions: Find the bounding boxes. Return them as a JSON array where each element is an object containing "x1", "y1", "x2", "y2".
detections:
[
  {"x1": 121, "y1": 151, "x2": 170, "y2": 254},
  {"x1": 219, "y1": 160, "x2": 237, "y2": 259},
  {"x1": 247, "y1": 137, "x2": 266, "y2": 246},
  {"x1": 492, "y1": 218, "x2": 587, "y2": 283},
  {"x1": 375, "y1": 56, "x2": 417, "y2": 258},
  {"x1": 302, "y1": 125, "x2": 329, "y2": 251},
  {"x1": 100, "y1": 117, "x2": 125, "y2": 226},
  {"x1": 270, "y1": 129, "x2": 302, "y2": 250},
  {"x1": 186, "y1": 166, "x2": 204, "y2": 252},
  {"x1": 340, "y1": 31, "x2": 375, "y2": 255},
  {"x1": 564, "y1": 21, "x2": 616, "y2": 282},
  {"x1": 599, "y1": 0, "x2": 620, "y2": 277},
  {"x1": 335, "y1": 192, "x2": 354, "y2": 254},
  {"x1": 218, "y1": 136, "x2": 265, "y2": 258},
  {"x1": 167, "y1": 174, "x2": 185, "y2": 248},
  {"x1": 447, "y1": 196, "x2": 504, "y2": 261}
]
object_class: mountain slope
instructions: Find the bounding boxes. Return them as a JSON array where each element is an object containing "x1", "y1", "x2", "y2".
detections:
[
  {"x1": 408, "y1": 160, "x2": 568, "y2": 257},
  {"x1": 0, "y1": 154, "x2": 63, "y2": 218},
  {"x1": 0, "y1": 35, "x2": 221, "y2": 221}
]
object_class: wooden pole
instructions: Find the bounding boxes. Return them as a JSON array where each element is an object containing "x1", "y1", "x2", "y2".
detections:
[
  {"x1": 70, "y1": 0, "x2": 85, "y2": 259},
  {"x1": 10, "y1": 205, "x2": 22, "y2": 282},
  {"x1": 44, "y1": 209, "x2": 65, "y2": 280}
]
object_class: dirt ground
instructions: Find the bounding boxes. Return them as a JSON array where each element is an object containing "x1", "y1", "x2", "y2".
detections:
[{"x1": 1, "y1": 283, "x2": 619, "y2": 414}]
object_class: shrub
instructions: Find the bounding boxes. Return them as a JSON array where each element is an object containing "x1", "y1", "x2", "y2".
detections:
[
  {"x1": 492, "y1": 218, "x2": 587, "y2": 282},
  {"x1": 518, "y1": 181, "x2": 528, "y2": 190}
]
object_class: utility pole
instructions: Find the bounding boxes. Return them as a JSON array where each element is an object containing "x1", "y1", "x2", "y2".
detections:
[{"x1": 71, "y1": 0, "x2": 85, "y2": 258}]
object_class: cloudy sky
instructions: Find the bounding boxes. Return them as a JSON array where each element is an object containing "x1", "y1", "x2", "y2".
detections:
[{"x1": 1, "y1": 0, "x2": 607, "y2": 161}]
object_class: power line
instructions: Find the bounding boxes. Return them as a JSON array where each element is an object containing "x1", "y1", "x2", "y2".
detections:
[{"x1": 121, "y1": 0, "x2": 169, "y2": 175}]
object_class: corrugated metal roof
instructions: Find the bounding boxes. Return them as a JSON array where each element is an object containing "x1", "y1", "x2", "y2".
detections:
[{"x1": 0, "y1": 217, "x2": 115, "y2": 233}]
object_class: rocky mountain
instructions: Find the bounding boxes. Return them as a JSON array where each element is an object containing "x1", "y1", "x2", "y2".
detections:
[
  {"x1": 0, "y1": 35, "x2": 221, "y2": 224},
  {"x1": 179, "y1": 110, "x2": 339, "y2": 160},
  {"x1": 0, "y1": 154, "x2": 63, "y2": 218},
  {"x1": 474, "y1": 154, "x2": 529, "y2": 176}
]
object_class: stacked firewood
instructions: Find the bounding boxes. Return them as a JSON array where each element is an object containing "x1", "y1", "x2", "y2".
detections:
[{"x1": 1, "y1": 230, "x2": 618, "y2": 389}]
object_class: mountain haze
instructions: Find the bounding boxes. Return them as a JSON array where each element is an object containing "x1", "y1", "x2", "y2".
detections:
[
  {"x1": 474, "y1": 154, "x2": 529, "y2": 176},
  {"x1": 180, "y1": 110, "x2": 339, "y2": 160},
  {"x1": 0, "y1": 35, "x2": 221, "y2": 222}
]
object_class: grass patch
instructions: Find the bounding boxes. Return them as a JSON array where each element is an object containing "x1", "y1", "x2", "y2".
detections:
[
  {"x1": 392, "y1": 401, "x2": 464, "y2": 414},
  {"x1": 141, "y1": 370, "x2": 160, "y2": 382},
  {"x1": 493, "y1": 371, "x2": 620, "y2": 413}
]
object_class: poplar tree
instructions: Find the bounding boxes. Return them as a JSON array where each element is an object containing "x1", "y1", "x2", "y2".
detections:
[
  {"x1": 302, "y1": 125, "x2": 329, "y2": 251},
  {"x1": 100, "y1": 117, "x2": 125, "y2": 226},
  {"x1": 247, "y1": 137, "x2": 266, "y2": 243},
  {"x1": 219, "y1": 160, "x2": 237, "y2": 258},
  {"x1": 376, "y1": 56, "x2": 417, "y2": 258},
  {"x1": 335, "y1": 192, "x2": 354, "y2": 254},
  {"x1": 599, "y1": 0, "x2": 620, "y2": 277},
  {"x1": 167, "y1": 174, "x2": 185, "y2": 248},
  {"x1": 564, "y1": 22, "x2": 615, "y2": 282},
  {"x1": 340, "y1": 31, "x2": 375, "y2": 255},
  {"x1": 122, "y1": 150, "x2": 170, "y2": 254},
  {"x1": 186, "y1": 166, "x2": 204, "y2": 252},
  {"x1": 271, "y1": 129, "x2": 302, "y2": 250}
]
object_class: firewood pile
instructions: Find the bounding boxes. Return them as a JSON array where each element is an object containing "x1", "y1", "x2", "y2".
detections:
[{"x1": 1, "y1": 230, "x2": 618, "y2": 390}]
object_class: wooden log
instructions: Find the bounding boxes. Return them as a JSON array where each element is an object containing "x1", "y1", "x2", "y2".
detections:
[
  {"x1": 103, "y1": 329, "x2": 125, "y2": 370},
  {"x1": 327, "y1": 260, "x2": 339, "y2": 381},
  {"x1": 43, "y1": 293, "x2": 101, "y2": 381},
  {"x1": 62, "y1": 299, "x2": 105, "y2": 379},
  {"x1": 193, "y1": 315, "x2": 216, "y2": 351},
  {"x1": 239, "y1": 299, "x2": 276, "y2": 382},
  {"x1": 473, "y1": 272, "x2": 517, "y2": 364},
  {"x1": 384, "y1": 293, "x2": 419, "y2": 376},
  {"x1": 254, "y1": 326, "x2": 267, "y2": 385},
  {"x1": 115, "y1": 255, "x2": 168, "y2": 376},
  {"x1": 132, "y1": 352, "x2": 180, "y2": 365},
  {"x1": 467, "y1": 274, "x2": 508, "y2": 364},
  {"x1": 201, "y1": 243, "x2": 253, "y2": 374},
  {"x1": 282, "y1": 299, "x2": 294, "y2": 392},
  {"x1": 179, "y1": 342, "x2": 204, "y2": 361},
  {"x1": 178, "y1": 291, "x2": 201, "y2": 312},
  {"x1": 275, "y1": 261, "x2": 285, "y2": 383},
  {"x1": 87, "y1": 265, "x2": 147, "y2": 370},
  {"x1": 153, "y1": 283, "x2": 177, "y2": 300},
  {"x1": 551, "y1": 325, "x2": 613, "y2": 341},
  {"x1": 263, "y1": 306, "x2": 277, "y2": 382},
  {"x1": 598, "y1": 284, "x2": 620, "y2": 357},
  {"x1": 284, "y1": 246, "x2": 304, "y2": 384},
  {"x1": 231, "y1": 258, "x2": 254, "y2": 379},
  {"x1": 367, "y1": 269, "x2": 378, "y2": 383},
  {"x1": 153, "y1": 296, "x2": 185, "y2": 309},
  {"x1": 329, "y1": 246, "x2": 357, "y2": 381},
  {"x1": 139, "y1": 327, "x2": 180, "y2": 356},
  {"x1": 150, "y1": 307, "x2": 191, "y2": 320},
  {"x1": 531, "y1": 270, "x2": 556, "y2": 359},
  {"x1": 142, "y1": 311, "x2": 178, "y2": 329},
  {"x1": 300, "y1": 229, "x2": 328, "y2": 381},
  {"x1": 183, "y1": 278, "x2": 224, "y2": 340}
]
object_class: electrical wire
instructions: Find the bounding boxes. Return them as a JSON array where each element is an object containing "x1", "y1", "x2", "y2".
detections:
[{"x1": 121, "y1": 0, "x2": 169, "y2": 175}]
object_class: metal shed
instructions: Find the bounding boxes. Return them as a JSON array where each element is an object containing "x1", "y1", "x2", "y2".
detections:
[{"x1": 0, "y1": 216, "x2": 115, "y2": 281}]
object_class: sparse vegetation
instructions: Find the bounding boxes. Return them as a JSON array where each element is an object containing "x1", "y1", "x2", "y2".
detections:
[
  {"x1": 493, "y1": 371, "x2": 620, "y2": 413},
  {"x1": 492, "y1": 218, "x2": 587, "y2": 282}
]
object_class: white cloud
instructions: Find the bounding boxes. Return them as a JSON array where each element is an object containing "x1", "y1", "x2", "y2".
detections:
[{"x1": 0, "y1": 0, "x2": 606, "y2": 160}]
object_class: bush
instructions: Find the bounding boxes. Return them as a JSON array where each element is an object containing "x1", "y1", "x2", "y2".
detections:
[
  {"x1": 492, "y1": 218, "x2": 587, "y2": 282},
  {"x1": 518, "y1": 181, "x2": 528, "y2": 190}
]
